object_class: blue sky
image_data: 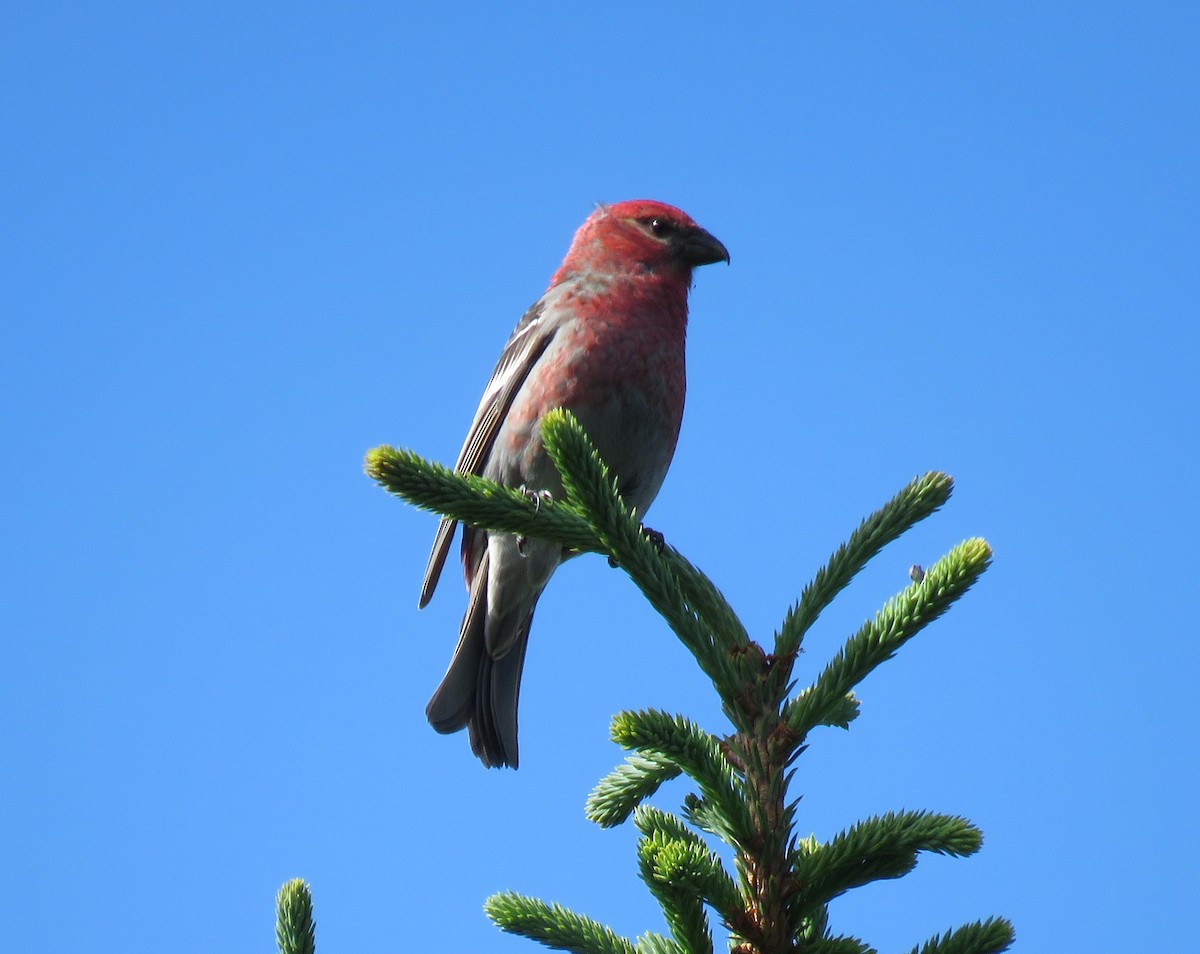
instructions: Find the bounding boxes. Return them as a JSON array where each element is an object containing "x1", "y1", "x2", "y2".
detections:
[{"x1": 3, "y1": 2, "x2": 1197, "y2": 951}]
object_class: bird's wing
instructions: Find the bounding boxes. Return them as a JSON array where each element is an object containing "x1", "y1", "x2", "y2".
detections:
[{"x1": 418, "y1": 295, "x2": 560, "y2": 607}]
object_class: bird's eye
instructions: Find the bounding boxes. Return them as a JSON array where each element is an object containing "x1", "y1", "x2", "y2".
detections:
[{"x1": 645, "y1": 217, "x2": 675, "y2": 238}]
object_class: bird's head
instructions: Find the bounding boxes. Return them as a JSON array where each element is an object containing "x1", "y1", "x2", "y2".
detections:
[{"x1": 552, "y1": 199, "x2": 729, "y2": 286}]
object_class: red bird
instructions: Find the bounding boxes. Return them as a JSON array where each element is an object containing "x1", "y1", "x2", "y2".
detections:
[{"x1": 420, "y1": 200, "x2": 728, "y2": 767}]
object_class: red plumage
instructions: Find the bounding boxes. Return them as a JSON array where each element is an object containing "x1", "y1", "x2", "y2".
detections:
[{"x1": 420, "y1": 200, "x2": 728, "y2": 767}]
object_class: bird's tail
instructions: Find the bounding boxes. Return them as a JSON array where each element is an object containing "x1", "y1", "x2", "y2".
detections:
[{"x1": 425, "y1": 549, "x2": 534, "y2": 769}]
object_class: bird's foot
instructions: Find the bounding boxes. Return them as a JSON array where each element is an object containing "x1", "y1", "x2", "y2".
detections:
[
  {"x1": 515, "y1": 488, "x2": 554, "y2": 557},
  {"x1": 607, "y1": 525, "x2": 666, "y2": 568},
  {"x1": 642, "y1": 526, "x2": 665, "y2": 551},
  {"x1": 517, "y1": 485, "x2": 554, "y2": 512}
]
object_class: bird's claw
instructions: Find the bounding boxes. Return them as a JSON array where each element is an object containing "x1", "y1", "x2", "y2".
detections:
[
  {"x1": 607, "y1": 526, "x2": 666, "y2": 569},
  {"x1": 514, "y1": 487, "x2": 554, "y2": 558},
  {"x1": 518, "y1": 485, "x2": 554, "y2": 512}
]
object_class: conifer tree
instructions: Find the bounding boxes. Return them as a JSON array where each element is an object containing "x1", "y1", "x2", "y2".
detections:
[{"x1": 276, "y1": 412, "x2": 1013, "y2": 954}]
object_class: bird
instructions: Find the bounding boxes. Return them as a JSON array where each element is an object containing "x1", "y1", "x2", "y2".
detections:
[{"x1": 419, "y1": 199, "x2": 728, "y2": 768}]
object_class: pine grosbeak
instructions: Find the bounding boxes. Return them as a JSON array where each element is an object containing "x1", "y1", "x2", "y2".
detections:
[{"x1": 420, "y1": 200, "x2": 728, "y2": 767}]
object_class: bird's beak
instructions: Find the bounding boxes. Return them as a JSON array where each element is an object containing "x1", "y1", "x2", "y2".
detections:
[{"x1": 681, "y1": 227, "x2": 730, "y2": 267}]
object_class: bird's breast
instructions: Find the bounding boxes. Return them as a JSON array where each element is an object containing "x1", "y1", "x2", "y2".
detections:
[{"x1": 491, "y1": 300, "x2": 688, "y2": 512}]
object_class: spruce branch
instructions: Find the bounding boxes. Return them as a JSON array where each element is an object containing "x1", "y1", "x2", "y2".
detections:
[
  {"x1": 610, "y1": 710, "x2": 752, "y2": 849},
  {"x1": 682, "y1": 793, "x2": 735, "y2": 841},
  {"x1": 776, "y1": 473, "x2": 954, "y2": 659},
  {"x1": 801, "y1": 939, "x2": 873, "y2": 954},
  {"x1": 633, "y1": 931, "x2": 679, "y2": 954},
  {"x1": 634, "y1": 806, "x2": 745, "y2": 931},
  {"x1": 275, "y1": 879, "x2": 316, "y2": 954},
  {"x1": 904, "y1": 918, "x2": 1015, "y2": 954},
  {"x1": 792, "y1": 811, "x2": 982, "y2": 910},
  {"x1": 637, "y1": 827, "x2": 716, "y2": 954},
  {"x1": 783, "y1": 537, "x2": 993, "y2": 743},
  {"x1": 634, "y1": 804, "x2": 712, "y2": 850},
  {"x1": 795, "y1": 690, "x2": 860, "y2": 731},
  {"x1": 485, "y1": 894, "x2": 638, "y2": 954},
  {"x1": 364, "y1": 445, "x2": 602, "y2": 554},
  {"x1": 587, "y1": 753, "x2": 684, "y2": 828}
]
